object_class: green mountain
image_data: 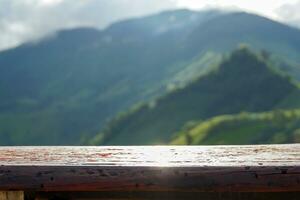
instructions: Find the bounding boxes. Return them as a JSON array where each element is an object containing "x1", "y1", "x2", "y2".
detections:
[
  {"x1": 1, "y1": 9, "x2": 300, "y2": 145},
  {"x1": 93, "y1": 48, "x2": 300, "y2": 145},
  {"x1": 171, "y1": 109, "x2": 300, "y2": 145},
  {"x1": 0, "y1": 9, "x2": 221, "y2": 145}
]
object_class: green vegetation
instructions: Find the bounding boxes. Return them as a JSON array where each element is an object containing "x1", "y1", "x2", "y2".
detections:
[
  {"x1": 0, "y1": 10, "x2": 221, "y2": 145},
  {"x1": 92, "y1": 48, "x2": 300, "y2": 145},
  {"x1": 171, "y1": 109, "x2": 300, "y2": 145},
  {"x1": 1, "y1": 9, "x2": 300, "y2": 145}
]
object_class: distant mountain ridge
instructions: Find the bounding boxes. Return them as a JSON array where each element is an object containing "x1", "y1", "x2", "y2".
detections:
[{"x1": 1, "y1": 9, "x2": 300, "y2": 145}]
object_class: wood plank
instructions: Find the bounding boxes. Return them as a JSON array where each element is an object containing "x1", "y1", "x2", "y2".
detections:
[
  {"x1": 0, "y1": 145, "x2": 299, "y2": 167},
  {"x1": 0, "y1": 145, "x2": 299, "y2": 192},
  {"x1": 0, "y1": 191, "x2": 24, "y2": 200},
  {"x1": 31, "y1": 192, "x2": 300, "y2": 200}
]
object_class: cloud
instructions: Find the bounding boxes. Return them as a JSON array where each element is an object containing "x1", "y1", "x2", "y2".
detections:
[
  {"x1": 0, "y1": 0, "x2": 299, "y2": 51},
  {"x1": 276, "y1": 0, "x2": 300, "y2": 27},
  {"x1": 175, "y1": 0, "x2": 295, "y2": 19},
  {"x1": 0, "y1": 0, "x2": 177, "y2": 51}
]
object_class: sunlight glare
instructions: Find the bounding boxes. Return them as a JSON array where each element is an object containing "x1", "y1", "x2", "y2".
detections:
[{"x1": 40, "y1": 0, "x2": 63, "y2": 6}]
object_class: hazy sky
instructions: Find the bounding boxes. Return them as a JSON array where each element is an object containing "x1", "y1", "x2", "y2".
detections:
[{"x1": 0, "y1": 0, "x2": 300, "y2": 51}]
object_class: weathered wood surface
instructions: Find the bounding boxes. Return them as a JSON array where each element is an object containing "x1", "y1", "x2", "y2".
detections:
[
  {"x1": 0, "y1": 191, "x2": 23, "y2": 200},
  {"x1": 0, "y1": 145, "x2": 299, "y2": 192}
]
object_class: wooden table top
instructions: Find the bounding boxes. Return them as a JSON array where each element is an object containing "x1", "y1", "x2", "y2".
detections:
[{"x1": 0, "y1": 144, "x2": 299, "y2": 192}]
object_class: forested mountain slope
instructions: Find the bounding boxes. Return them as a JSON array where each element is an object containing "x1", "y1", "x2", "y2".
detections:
[
  {"x1": 171, "y1": 109, "x2": 300, "y2": 145},
  {"x1": 93, "y1": 48, "x2": 300, "y2": 145}
]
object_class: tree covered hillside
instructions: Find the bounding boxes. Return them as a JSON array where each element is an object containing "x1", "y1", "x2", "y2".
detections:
[
  {"x1": 92, "y1": 48, "x2": 300, "y2": 145},
  {"x1": 171, "y1": 109, "x2": 300, "y2": 145}
]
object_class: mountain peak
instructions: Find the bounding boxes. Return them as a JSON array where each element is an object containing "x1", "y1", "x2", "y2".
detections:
[
  {"x1": 218, "y1": 46, "x2": 268, "y2": 73},
  {"x1": 106, "y1": 9, "x2": 222, "y2": 37}
]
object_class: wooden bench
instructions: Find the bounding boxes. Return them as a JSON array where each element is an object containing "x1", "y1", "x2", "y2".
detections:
[{"x1": 0, "y1": 144, "x2": 299, "y2": 199}]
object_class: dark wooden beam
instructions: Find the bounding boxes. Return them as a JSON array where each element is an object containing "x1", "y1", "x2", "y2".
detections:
[
  {"x1": 0, "y1": 145, "x2": 299, "y2": 193},
  {"x1": 31, "y1": 191, "x2": 300, "y2": 200}
]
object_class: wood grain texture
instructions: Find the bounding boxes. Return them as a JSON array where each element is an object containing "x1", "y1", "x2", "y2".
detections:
[
  {"x1": 0, "y1": 145, "x2": 299, "y2": 192},
  {"x1": 0, "y1": 191, "x2": 24, "y2": 200}
]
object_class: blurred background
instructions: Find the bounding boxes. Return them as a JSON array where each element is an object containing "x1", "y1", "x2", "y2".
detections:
[{"x1": 0, "y1": 0, "x2": 300, "y2": 145}]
